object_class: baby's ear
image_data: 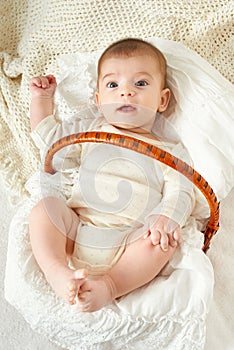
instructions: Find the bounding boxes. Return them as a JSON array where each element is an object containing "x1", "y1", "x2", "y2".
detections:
[
  {"x1": 158, "y1": 88, "x2": 171, "y2": 112},
  {"x1": 95, "y1": 91, "x2": 100, "y2": 106}
]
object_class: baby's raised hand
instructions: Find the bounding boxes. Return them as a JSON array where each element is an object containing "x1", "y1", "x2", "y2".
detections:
[
  {"x1": 29, "y1": 75, "x2": 57, "y2": 98},
  {"x1": 145, "y1": 214, "x2": 180, "y2": 251}
]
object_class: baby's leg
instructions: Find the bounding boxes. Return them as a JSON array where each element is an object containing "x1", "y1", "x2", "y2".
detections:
[
  {"x1": 29, "y1": 196, "x2": 87, "y2": 304},
  {"x1": 78, "y1": 236, "x2": 176, "y2": 312}
]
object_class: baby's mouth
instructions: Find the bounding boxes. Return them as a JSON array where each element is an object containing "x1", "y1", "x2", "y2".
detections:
[{"x1": 117, "y1": 104, "x2": 137, "y2": 113}]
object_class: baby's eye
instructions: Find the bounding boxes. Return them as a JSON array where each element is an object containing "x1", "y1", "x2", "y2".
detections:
[
  {"x1": 107, "y1": 82, "x2": 118, "y2": 88},
  {"x1": 135, "y1": 80, "x2": 148, "y2": 87}
]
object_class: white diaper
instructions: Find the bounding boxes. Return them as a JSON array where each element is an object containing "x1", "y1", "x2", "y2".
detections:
[{"x1": 69, "y1": 224, "x2": 134, "y2": 275}]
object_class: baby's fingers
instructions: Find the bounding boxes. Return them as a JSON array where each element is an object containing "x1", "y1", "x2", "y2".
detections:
[
  {"x1": 168, "y1": 234, "x2": 177, "y2": 247},
  {"x1": 150, "y1": 229, "x2": 161, "y2": 246},
  {"x1": 46, "y1": 74, "x2": 56, "y2": 84},
  {"x1": 173, "y1": 227, "x2": 181, "y2": 242},
  {"x1": 38, "y1": 76, "x2": 51, "y2": 88},
  {"x1": 160, "y1": 232, "x2": 169, "y2": 251},
  {"x1": 30, "y1": 76, "x2": 50, "y2": 89},
  {"x1": 30, "y1": 76, "x2": 41, "y2": 88}
]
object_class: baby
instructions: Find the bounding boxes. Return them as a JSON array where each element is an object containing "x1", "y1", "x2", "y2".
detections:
[{"x1": 29, "y1": 38, "x2": 194, "y2": 312}]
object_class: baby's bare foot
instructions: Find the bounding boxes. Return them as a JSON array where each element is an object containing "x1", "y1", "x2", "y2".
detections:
[
  {"x1": 78, "y1": 275, "x2": 117, "y2": 312},
  {"x1": 45, "y1": 263, "x2": 88, "y2": 304}
]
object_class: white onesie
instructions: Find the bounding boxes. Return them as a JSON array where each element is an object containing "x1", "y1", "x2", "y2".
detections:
[{"x1": 31, "y1": 114, "x2": 195, "y2": 274}]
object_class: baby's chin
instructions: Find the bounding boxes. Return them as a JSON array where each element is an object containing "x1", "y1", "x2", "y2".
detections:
[
  {"x1": 106, "y1": 120, "x2": 141, "y2": 130},
  {"x1": 108, "y1": 122, "x2": 151, "y2": 134},
  {"x1": 110, "y1": 122, "x2": 137, "y2": 129}
]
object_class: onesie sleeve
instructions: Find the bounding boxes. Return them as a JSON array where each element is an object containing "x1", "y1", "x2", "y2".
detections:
[
  {"x1": 31, "y1": 114, "x2": 59, "y2": 154},
  {"x1": 31, "y1": 114, "x2": 93, "y2": 160},
  {"x1": 150, "y1": 166, "x2": 195, "y2": 227},
  {"x1": 146, "y1": 142, "x2": 195, "y2": 227},
  {"x1": 30, "y1": 113, "x2": 94, "y2": 201}
]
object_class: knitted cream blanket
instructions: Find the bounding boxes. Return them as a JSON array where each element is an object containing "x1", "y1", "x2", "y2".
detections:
[{"x1": 0, "y1": 0, "x2": 233, "y2": 199}]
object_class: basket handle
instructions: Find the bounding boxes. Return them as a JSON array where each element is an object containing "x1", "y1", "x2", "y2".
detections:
[{"x1": 44, "y1": 131, "x2": 220, "y2": 253}]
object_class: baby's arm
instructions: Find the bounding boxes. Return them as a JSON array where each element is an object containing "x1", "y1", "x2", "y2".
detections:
[
  {"x1": 29, "y1": 75, "x2": 57, "y2": 131},
  {"x1": 145, "y1": 147, "x2": 194, "y2": 251},
  {"x1": 144, "y1": 214, "x2": 180, "y2": 251}
]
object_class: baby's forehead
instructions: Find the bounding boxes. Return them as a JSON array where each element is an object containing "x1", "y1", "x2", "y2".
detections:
[
  {"x1": 101, "y1": 52, "x2": 161, "y2": 64},
  {"x1": 97, "y1": 50, "x2": 166, "y2": 88},
  {"x1": 99, "y1": 54, "x2": 162, "y2": 75}
]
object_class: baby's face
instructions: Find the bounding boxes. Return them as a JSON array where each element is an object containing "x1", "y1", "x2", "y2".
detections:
[{"x1": 95, "y1": 54, "x2": 170, "y2": 133}]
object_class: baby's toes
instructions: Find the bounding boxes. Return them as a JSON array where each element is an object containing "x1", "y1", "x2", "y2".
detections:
[
  {"x1": 68, "y1": 296, "x2": 76, "y2": 305},
  {"x1": 78, "y1": 289, "x2": 90, "y2": 302},
  {"x1": 78, "y1": 291, "x2": 92, "y2": 311},
  {"x1": 74, "y1": 269, "x2": 88, "y2": 281},
  {"x1": 67, "y1": 281, "x2": 77, "y2": 304}
]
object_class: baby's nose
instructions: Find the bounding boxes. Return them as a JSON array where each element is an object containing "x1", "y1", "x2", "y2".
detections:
[{"x1": 120, "y1": 86, "x2": 135, "y2": 97}]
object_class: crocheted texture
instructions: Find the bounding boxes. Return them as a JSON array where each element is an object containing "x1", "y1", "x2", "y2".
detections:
[{"x1": 0, "y1": 0, "x2": 233, "y2": 198}]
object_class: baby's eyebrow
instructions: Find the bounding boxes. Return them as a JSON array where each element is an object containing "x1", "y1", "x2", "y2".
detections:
[
  {"x1": 102, "y1": 73, "x2": 115, "y2": 81},
  {"x1": 135, "y1": 72, "x2": 153, "y2": 79},
  {"x1": 101, "y1": 71, "x2": 154, "y2": 82}
]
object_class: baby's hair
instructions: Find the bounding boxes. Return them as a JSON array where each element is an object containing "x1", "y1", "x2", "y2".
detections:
[{"x1": 97, "y1": 38, "x2": 167, "y2": 88}]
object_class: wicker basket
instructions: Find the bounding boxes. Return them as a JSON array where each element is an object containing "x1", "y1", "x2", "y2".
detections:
[{"x1": 44, "y1": 131, "x2": 220, "y2": 253}]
